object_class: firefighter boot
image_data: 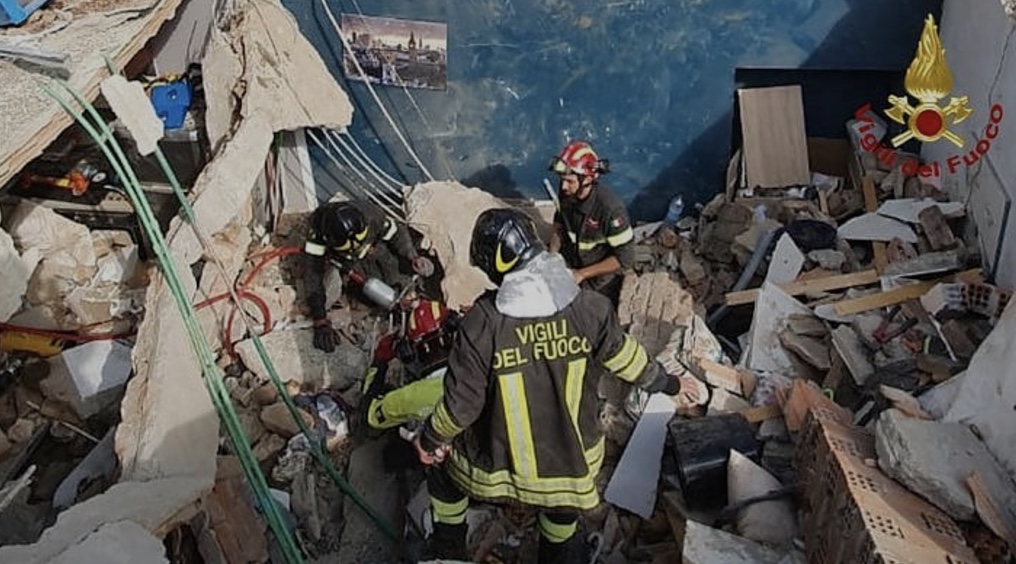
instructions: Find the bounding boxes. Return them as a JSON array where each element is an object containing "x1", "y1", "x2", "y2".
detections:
[
  {"x1": 424, "y1": 522, "x2": 468, "y2": 561},
  {"x1": 536, "y1": 534, "x2": 587, "y2": 564}
]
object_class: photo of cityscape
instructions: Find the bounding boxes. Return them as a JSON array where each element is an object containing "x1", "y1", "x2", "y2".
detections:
[{"x1": 340, "y1": 14, "x2": 448, "y2": 91}]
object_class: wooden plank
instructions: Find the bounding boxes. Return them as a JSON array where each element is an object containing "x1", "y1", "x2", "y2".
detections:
[
  {"x1": 966, "y1": 472, "x2": 1016, "y2": 548},
  {"x1": 740, "y1": 404, "x2": 782, "y2": 423},
  {"x1": 725, "y1": 269, "x2": 879, "y2": 306},
  {"x1": 694, "y1": 357, "x2": 743, "y2": 395},
  {"x1": 738, "y1": 85, "x2": 811, "y2": 189},
  {"x1": 862, "y1": 176, "x2": 889, "y2": 273},
  {"x1": 833, "y1": 281, "x2": 938, "y2": 316}
]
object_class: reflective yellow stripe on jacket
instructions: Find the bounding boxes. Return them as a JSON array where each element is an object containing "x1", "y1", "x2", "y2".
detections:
[
  {"x1": 445, "y1": 438, "x2": 605, "y2": 509},
  {"x1": 603, "y1": 334, "x2": 648, "y2": 382},
  {"x1": 445, "y1": 360, "x2": 603, "y2": 509}
]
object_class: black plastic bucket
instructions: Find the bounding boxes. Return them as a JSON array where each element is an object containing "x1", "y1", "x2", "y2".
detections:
[{"x1": 669, "y1": 413, "x2": 760, "y2": 509}]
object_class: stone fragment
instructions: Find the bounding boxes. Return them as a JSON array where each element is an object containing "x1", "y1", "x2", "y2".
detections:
[{"x1": 259, "y1": 402, "x2": 314, "y2": 438}]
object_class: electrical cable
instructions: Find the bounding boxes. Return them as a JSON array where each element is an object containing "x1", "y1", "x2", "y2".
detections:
[
  {"x1": 329, "y1": 129, "x2": 405, "y2": 204},
  {"x1": 306, "y1": 128, "x2": 405, "y2": 221},
  {"x1": 342, "y1": 131, "x2": 409, "y2": 190},
  {"x1": 318, "y1": 0, "x2": 435, "y2": 182},
  {"x1": 320, "y1": 129, "x2": 404, "y2": 210}
]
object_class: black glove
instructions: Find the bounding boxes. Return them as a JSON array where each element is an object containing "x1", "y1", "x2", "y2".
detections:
[{"x1": 312, "y1": 319, "x2": 339, "y2": 353}]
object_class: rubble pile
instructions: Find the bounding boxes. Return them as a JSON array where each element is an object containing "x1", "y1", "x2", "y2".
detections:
[{"x1": 580, "y1": 88, "x2": 1016, "y2": 564}]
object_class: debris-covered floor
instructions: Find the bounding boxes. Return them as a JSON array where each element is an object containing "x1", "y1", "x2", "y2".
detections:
[{"x1": 1, "y1": 1, "x2": 1016, "y2": 563}]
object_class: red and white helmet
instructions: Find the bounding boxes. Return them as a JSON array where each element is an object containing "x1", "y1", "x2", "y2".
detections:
[{"x1": 550, "y1": 141, "x2": 608, "y2": 178}]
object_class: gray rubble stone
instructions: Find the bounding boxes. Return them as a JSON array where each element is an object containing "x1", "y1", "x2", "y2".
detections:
[
  {"x1": 683, "y1": 520, "x2": 783, "y2": 564},
  {"x1": 875, "y1": 408, "x2": 991, "y2": 520}
]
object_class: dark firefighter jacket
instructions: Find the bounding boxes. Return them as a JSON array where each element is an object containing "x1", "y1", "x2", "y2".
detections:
[
  {"x1": 304, "y1": 200, "x2": 418, "y2": 319},
  {"x1": 422, "y1": 278, "x2": 673, "y2": 510},
  {"x1": 553, "y1": 183, "x2": 635, "y2": 293}
]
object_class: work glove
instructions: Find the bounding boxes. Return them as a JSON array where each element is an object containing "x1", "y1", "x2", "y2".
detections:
[
  {"x1": 312, "y1": 319, "x2": 340, "y2": 353},
  {"x1": 412, "y1": 256, "x2": 435, "y2": 277}
]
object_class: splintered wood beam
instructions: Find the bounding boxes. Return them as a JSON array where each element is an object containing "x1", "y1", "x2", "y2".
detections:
[
  {"x1": 833, "y1": 281, "x2": 938, "y2": 316},
  {"x1": 862, "y1": 176, "x2": 889, "y2": 273},
  {"x1": 724, "y1": 269, "x2": 879, "y2": 306}
]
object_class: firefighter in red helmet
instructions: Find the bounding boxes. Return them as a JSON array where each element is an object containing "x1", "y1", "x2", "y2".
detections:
[{"x1": 548, "y1": 141, "x2": 635, "y2": 308}]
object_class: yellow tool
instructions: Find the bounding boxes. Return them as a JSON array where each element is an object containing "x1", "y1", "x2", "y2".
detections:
[{"x1": 0, "y1": 330, "x2": 65, "y2": 357}]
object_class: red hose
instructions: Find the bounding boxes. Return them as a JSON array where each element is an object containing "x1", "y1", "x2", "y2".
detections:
[{"x1": 1, "y1": 246, "x2": 303, "y2": 350}]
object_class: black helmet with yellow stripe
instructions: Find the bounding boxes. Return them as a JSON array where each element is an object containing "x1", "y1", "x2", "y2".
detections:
[
  {"x1": 470, "y1": 208, "x2": 544, "y2": 285},
  {"x1": 312, "y1": 202, "x2": 372, "y2": 257}
]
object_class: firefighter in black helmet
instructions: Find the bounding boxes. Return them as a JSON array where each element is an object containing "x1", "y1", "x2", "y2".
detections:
[
  {"x1": 303, "y1": 200, "x2": 435, "y2": 352},
  {"x1": 413, "y1": 208, "x2": 700, "y2": 563}
]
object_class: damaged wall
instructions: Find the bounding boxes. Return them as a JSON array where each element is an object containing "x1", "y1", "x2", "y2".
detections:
[
  {"x1": 920, "y1": 0, "x2": 1016, "y2": 287},
  {"x1": 285, "y1": 0, "x2": 940, "y2": 220}
]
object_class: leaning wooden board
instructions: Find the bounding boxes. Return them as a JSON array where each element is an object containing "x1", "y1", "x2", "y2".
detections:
[{"x1": 738, "y1": 85, "x2": 811, "y2": 189}]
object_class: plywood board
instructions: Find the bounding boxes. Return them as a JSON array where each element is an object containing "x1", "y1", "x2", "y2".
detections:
[{"x1": 738, "y1": 85, "x2": 811, "y2": 189}]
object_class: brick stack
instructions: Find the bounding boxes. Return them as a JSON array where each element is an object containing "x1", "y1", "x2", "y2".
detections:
[{"x1": 796, "y1": 408, "x2": 980, "y2": 564}]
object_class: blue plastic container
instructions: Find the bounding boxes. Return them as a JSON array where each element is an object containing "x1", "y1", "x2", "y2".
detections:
[
  {"x1": 664, "y1": 195, "x2": 684, "y2": 226},
  {"x1": 0, "y1": 0, "x2": 50, "y2": 27},
  {"x1": 149, "y1": 81, "x2": 192, "y2": 130}
]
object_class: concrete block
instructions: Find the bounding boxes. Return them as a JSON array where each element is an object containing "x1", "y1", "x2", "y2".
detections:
[
  {"x1": 234, "y1": 328, "x2": 367, "y2": 392},
  {"x1": 728, "y1": 450, "x2": 797, "y2": 547},
  {"x1": 42, "y1": 341, "x2": 133, "y2": 419},
  {"x1": 875, "y1": 408, "x2": 1002, "y2": 520},
  {"x1": 49, "y1": 521, "x2": 168, "y2": 564},
  {"x1": 682, "y1": 520, "x2": 783, "y2": 564}
]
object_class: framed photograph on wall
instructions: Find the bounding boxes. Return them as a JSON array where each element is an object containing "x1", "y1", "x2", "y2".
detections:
[{"x1": 340, "y1": 14, "x2": 447, "y2": 91}]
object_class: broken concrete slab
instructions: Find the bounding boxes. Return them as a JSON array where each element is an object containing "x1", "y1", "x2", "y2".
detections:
[
  {"x1": 875, "y1": 408, "x2": 1016, "y2": 521},
  {"x1": 682, "y1": 520, "x2": 783, "y2": 564},
  {"x1": 807, "y1": 249, "x2": 845, "y2": 271},
  {"x1": 116, "y1": 266, "x2": 219, "y2": 483},
  {"x1": 234, "y1": 329, "x2": 366, "y2": 392},
  {"x1": 100, "y1": 75, "x2": 164, "y2": 157},
  {"x1": 765, "y1": 233, "x2": 804, "y2": 285},
  {"x1": 727, "y1": 450, "x2": 797, "y2": 547},
  {"x1": 41, "y1": 340, "x2": 133, "y2": 419},
  {"x1": 49, "y1": 520, "x2": 168, "y2": 564},
  {"x1": 779, "y1": 331, "x2": 830, "y2": 371},
  {"x1": 0, "y1": 477, "x2": 208, "y2": 564},
  {"x1": 53, "y1": 428, "x2": 117, "y2": 510},
  {"x1": 837, "y1": 213, "x2": 918, "y2": 243},
  {"x1": 786, "y1": 313, "x2": 827, "y2": 337},
  {"x1": 829, "y1": 326, "x2": 874, "y2": 386},
  {"x1": 876, "y1": 198, "x2": 964, "y2": 224},
  {"x1": 0, "y1": 228, "x2": 34, "y2": 322},
  {"x1": 746, "y1": 282, "x2": 815, "y2": 375},
  {"x1": 883, "y1": 249, "x2": 963, "y2": 278},
  {"x1": 259, "y1": 402, "x2": 315, "y2": 437},
  {"x1": 405, "y1": 181, "x2": 508, "y2": 310}
]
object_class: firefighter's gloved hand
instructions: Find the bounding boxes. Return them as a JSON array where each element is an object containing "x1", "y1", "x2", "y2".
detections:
[
  {"x1": 312, "y1": 319, "x2": 339, "y2": 353},
  {"x1": 412, "y1": 256, "x2": 435, "y2": 277}
]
